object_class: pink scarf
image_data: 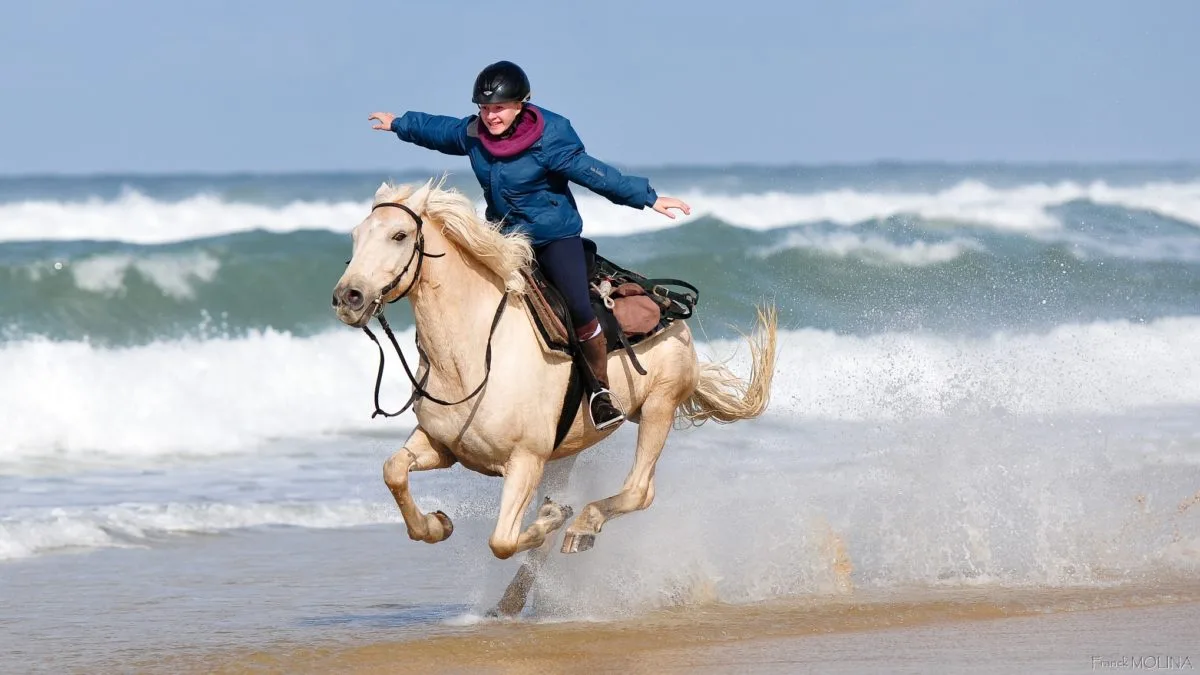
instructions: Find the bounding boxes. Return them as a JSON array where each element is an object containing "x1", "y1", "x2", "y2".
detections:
[{"x1": 478, "y1": 104, "x2": 546, "y2": 157}]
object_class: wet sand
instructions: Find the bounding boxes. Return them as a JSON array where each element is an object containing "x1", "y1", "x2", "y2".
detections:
[{"x1": 154, "y1": 582, "x2": 1200, "y2": 674}]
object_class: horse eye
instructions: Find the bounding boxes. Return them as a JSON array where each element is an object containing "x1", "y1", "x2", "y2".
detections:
[
  {"x1": 344, "y1": 259, "x2": 351, "y2": 265},
  {"x1": 392, "y1": 232, "x2": 408, "y2": 242}
]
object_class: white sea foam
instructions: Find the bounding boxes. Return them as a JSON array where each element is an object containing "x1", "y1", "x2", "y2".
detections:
[
  {"x1": 0, "y1": 499, "x2": 399, "y2": 561},
  {"x1": 731, "y1": 316, "x2": 1200, "y2": 422},
  {"x1": 2, "y1": 317, "x2": 1198, "y2": 468},
  {"x1": 755, "y1": 229, "x2": 984, "y2": 265},
  {"x1": 3, "y1": 180, "x2": 1200, "y2": 244},
  {"x1": 0, "y1": 190, "x2": 368, "y2": 244},
  {"x1": 580, "y1": 179, "x2": 1200, "y2": 236},
  {"x1": 521, "y1": 409, "x2": 1200, "y2": 617},
  {"x1": 0, "y1": 329, "x2": 403, "y2": 466},
  {"x1": 68, "y1": 251, "x2": 221, "y2": 299},
  {"x1": 2, "y1": 317, "x2": 1198, "y2": 582}
]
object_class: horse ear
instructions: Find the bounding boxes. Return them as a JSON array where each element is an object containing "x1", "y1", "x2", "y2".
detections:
[
  {"x1": 374, "y1": 181, "x2": 390, "y2": 203},
  {"x1": 406, "y1": 178, "x2": 436, "y2": 214}
]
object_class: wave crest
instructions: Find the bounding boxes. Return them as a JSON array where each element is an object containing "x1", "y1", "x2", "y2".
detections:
[
  {"x1": 4, "y1": 180, "x2": 1200, "y2": 243},
  {"x1": 2, "y1": 317, "x2": 1198, "y2": 467}
]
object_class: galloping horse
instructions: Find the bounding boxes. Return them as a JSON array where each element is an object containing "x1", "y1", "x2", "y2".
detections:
[{"x1": 332, "y1": 179, "x2": 777, "y2": 613}]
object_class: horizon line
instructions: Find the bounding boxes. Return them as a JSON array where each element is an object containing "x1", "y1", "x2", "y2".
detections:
[{"x1": 2, "y1": 158, "x2": 1199, "y2": 180}]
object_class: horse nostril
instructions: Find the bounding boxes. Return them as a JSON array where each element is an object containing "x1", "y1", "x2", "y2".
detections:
[{"x1": 344, "y1": 288, "x2": 365, "y2": 310}]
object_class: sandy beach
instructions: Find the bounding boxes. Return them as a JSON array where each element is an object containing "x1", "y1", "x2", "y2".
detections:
[{"x1": 146, "y1": 581, "x2": 1200, "y2": 674}]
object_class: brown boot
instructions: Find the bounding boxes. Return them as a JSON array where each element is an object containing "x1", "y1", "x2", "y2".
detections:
[{"x1": 579, "y1": 333, "x2": 625, "y2": 430}]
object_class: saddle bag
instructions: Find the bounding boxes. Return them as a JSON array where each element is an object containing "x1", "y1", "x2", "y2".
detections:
[
  {"x1": 586, "y1": 248, "x2": 700, "y2": 337},
  {"x1": 610, "y1": 283, "x2": 662, "y2": 337}
]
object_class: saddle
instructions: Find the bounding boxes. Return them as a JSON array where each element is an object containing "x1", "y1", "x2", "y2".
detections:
[
  {"x1": 521, "y1": 239, "x2": 698, "y2": 370},
  {"x1": 519, "y1": 238, "x2": 699, "y2": 448}
]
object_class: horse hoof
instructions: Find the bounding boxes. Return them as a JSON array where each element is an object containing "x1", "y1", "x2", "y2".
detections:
[
  {"x1": 487, "y1": 602, "x2": 522, "y2": 619},
  {"x1": 538, "y1": 501, "x2": 573, "y2": 525},
  {"x1": 433, "y1": 510, "x2": 454, "y2": 540},
  {"x1": 560, "y1": 532, "x2": 595, "y2": 554}
]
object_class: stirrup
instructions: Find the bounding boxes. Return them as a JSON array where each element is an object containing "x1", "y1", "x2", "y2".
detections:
[{"x1": 588, "y1": 389, "x2": 625, "y2": 431}]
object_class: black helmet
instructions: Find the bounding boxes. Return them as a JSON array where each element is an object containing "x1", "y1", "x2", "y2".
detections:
[{"x1": 472, "y1": 61, "x2": 531, "y2": 104}]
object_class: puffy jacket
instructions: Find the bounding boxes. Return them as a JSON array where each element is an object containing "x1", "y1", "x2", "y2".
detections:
[{"x1": 390, "y1": 105, "x2": 658, "y2": 246}]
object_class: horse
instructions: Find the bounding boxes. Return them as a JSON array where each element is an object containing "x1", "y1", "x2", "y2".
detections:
[{"x1": 332, "y1": 178, "x2": 777, "y2": 615}]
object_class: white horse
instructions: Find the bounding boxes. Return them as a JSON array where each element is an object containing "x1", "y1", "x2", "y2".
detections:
[{"x1": 332, "y1": 179, "x2": 777, "y2": 613}]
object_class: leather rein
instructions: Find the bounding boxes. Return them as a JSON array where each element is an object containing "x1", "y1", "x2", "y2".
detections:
[{"x1": 360, "y1": 201, "x2": 507, "y2": 419}]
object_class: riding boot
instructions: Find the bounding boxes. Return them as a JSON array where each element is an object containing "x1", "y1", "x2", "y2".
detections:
[{"x1": 579, "y1": 333, "x2": 625, "y2": 430}]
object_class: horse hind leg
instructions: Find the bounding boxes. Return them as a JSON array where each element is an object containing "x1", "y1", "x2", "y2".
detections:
[
  {"x1": 561, "y1": 391, "x2": 676, "y2": 554},
  {"x1": 491, "y1": 455, "x2": 578, "y2": 618}
]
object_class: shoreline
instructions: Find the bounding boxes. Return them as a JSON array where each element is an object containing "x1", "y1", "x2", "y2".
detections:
[{"x1": 153, "y1": 580, "x2": 1200, "y2": 674}]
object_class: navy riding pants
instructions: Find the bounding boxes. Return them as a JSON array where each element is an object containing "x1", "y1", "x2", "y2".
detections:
[{"x1": 534, "y1": 236, "x2": 598, "y2": 338}]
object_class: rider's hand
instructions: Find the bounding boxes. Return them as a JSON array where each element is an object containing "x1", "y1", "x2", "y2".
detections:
[
  {"x1": 652, "y1": 196, "x2": 692, "y2": 219},
  {"x1": 369, "y1": 112, "x2": 397, "y2": 131}
]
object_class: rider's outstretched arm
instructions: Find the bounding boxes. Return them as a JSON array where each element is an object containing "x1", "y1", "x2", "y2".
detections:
[
  {"x1": 541, "y1": 120, "x2": 658, "y2": 210},
  {"x1": 390, "y1": 112, "x2": 472, "y2": 156}
]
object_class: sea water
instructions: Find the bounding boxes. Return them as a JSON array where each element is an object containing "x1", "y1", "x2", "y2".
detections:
[{"x1": 1, "y1": 164, "x2": 1198, "y2": 670}]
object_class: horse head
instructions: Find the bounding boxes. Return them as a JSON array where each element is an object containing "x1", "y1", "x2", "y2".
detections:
[{"x1": 332, "y1": 181, "x2": 436, "y2": 327}]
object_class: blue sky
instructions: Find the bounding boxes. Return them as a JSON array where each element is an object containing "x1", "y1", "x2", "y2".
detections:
[{"x1": 1, "y1": 0, "x2": 1197, "y2": 174}]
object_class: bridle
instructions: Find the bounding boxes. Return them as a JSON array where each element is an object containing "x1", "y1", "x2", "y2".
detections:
[{"x1": 359, "y1": 201, "x2": 507, "y2": 419}]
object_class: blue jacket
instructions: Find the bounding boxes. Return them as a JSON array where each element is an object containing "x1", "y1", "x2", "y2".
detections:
[{"x1": 390, "y1": 106, "x2": 658, "y2": 247}]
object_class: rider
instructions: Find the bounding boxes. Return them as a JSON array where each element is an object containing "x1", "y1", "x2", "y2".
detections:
[{"x1": 369, "y1": 60, "x2": 691, "y2": 431}]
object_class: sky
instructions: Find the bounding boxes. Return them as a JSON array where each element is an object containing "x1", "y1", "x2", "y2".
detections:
[{"x1": 1, "y1": 0, "x2": 1198, "y2": 174}]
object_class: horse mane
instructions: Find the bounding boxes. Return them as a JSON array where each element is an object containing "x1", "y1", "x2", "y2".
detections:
[{"x1": 374, "y1": 176, "x2": 534, "y2": 295}]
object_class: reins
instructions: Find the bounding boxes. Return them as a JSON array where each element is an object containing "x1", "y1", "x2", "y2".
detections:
[{"x1": 360, "y1": 201, "x2": 507, "y2": 419}]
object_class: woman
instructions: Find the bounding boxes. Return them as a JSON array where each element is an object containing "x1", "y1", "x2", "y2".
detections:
[{"x1": 368, "y1": 60, "x2": 691, "y2": 431}]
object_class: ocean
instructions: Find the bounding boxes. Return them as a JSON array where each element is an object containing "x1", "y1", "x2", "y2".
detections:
[{"x1": 2, "y1": 163, "x2": 1199, "y2": 672}]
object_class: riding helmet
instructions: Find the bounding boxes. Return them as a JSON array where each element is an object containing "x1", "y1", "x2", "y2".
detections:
[{"x1": 472, "y1": 61, "x2": 531, "y2": 104}]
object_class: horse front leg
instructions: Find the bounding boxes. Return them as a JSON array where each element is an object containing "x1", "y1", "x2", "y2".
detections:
[
  {"x1": 382, "y1": 426, "x2": 457, "y2": 544},
  {"x1": 561, "y1": 392, "x2": 676, "y2": 554},
  {"x1": 488, "y1": 452, "x2": 573, "y2": 560}
]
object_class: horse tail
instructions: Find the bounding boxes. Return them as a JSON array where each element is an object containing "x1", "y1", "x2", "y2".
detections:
[{"x1": 677, "y1": 303, "x2": 778, "y2": 425}]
